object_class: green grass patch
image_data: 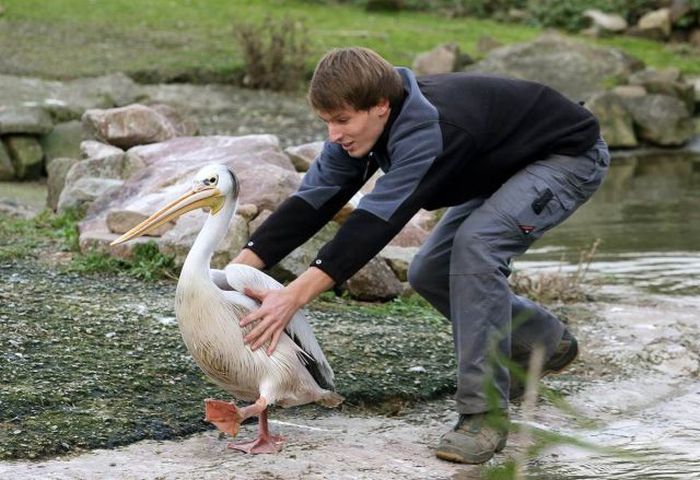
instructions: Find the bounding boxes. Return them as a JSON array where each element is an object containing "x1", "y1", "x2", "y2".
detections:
[{"x1": 0, "y1": 0, "x2": 696, "y2": 82}]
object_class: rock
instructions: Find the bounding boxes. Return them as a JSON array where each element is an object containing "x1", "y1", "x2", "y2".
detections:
[
  {"x1": 476, "y1": 36, "x2": 503, "y2": 55},
  {"x1": 159, "y1": 213, "x2": 249, "y2": 269},
  {"x1": 58, "y1": 177, "x2": 124, "y2": 213},
  {"x1": 82, "y1": 104, "x2": 178, "y2": 149},
  {"x1": 67, "y1": 73, "x2": 146, "y2": 108},
  {"x1": 389, "y1": 222, "x2": 429, "y2": 247},
  {"x1": 269, "y1": 221, "x2": 340, "y2": 283},
  {"x1": 0, "y1": 142, "x2": 14, "y2": 180},
  {"x1": 3, "y1": 135, "x2": 44, "y2": 180},
  {"x1": 413, "y1": 43, "x2": 461, "y2": 76},
  {"x1": 80, "y1": 140, "x2": 126, "y2": 163},
  {"x1": 345, "y1": 257, "x2": 404, "y2": 301},
  {"x1": 284, "y1": 141, "x2": 324, "y2": 172},
  {"x1": 612, "y1": 85, "x2": 647, "y2": 99},
  {"x1": 0, "y1": 106, "x2": 53, "y2": 135},
  {"x1": 236, "y1": 203, "x2": 259, "y2": 222},
  {"x1": 624, "y1": 94, "x2": 694, "y2": 146},
  {"x1": 583, "y1": 9, "x2": 628, "y2": 34},
  {"x1": 468, "y1": 33, "x2": 644, "y2": 102},
  {"x1": 40, "y1": 120, "x2": 83, "y2": 166},
  {"x1": 585, "y1": 92, "x2": 638, "y2": 148},
  {"x1": 634, "y1": 8, "x2": 672, "y2": 40},
  {"x1": 249, "y1": 209, "x2": 272, "y2": 233},
  {"x1": 690, "y1": 29, "x2": 700, "y2": 48},
  {"x1": 628, "y1": 68, "x2": 696, "y2": 114},
  {"x1": 669, "y1": 0, "x2": 693, "y2": 24},
  {"x1": 380, "y1": 246, "x2": 418, "y2": 282},
  {"x1": 46, "y1": 157, "x2": 78, "y2": 211},
  {"x1": 149, "y1": 104, "x2": 199, "y2": 137}
]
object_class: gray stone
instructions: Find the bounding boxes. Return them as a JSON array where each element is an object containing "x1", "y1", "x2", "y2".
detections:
[
  {"x1": 269, "y1": 221, "x2": 340, "y2": 283},
  {"x1": 80, "y1": 140, "x2": 125, "y2": 163},
  {"x1": 637, "y1": 8, "x2": 672, "y2": 39},
  {"x1": 46, "y1": 157, "x2": 79, "y2": 211},
  {"x1": 236, "y1": 203, "x2": 258, "y2": 222},
  {"x1": 628, "y1": 69, "x2": 695, "y2": 114},
  {"x1": 284, "y1": 141, "x2": 323, "y2": 172},
  {"x1": 468, "y1": 32, "x2": 644, "y2": 102},
  {"x1": 670, "y1": 0, "x2": 693, "y2": 24},
  {"x1": 249, "y1": 209, "x2": 272, "y2": 234},
  {"x1": 82, "y1": 104, "x2": 178, "y2": 149},
  {"x1": 40, "y1": 120, "x2": 83, "y2": 166},
  {"x1": 625, "y1": 94, "x2": 694, "y2": 146},
  {"x1": 389, "y1": 221, "x2": 429, "y2": 247},
  {"x1": 612, "y1": 85, "x2": 647, "y2": 99},
  {"x1": 476, "y1": 36, "x2": 503, "y2": 55},
  {"x1": 3, "y1": 135, "x2": 44, "y2": 180},
  {"x1": 0, "y1": 106, "x2": 53, "y2": 135},
  {"x1": 57, "y1": 177, "x2": 124, "y2": 213},
  {"x1": 345, "y1": 257, "x2": 404, "y2": 301},
  {"x1": 380, "y1": 245, "x2": 418, "y2": 282},
  {"x1": 0, "y1": 142, "x2": 14, "y2": 180},
  {"x1": 413, "y1": 43, "x2": 461, "y2": 76},
  {"x1": 150, "y1": 104, "x2": 199, "y2": 137},
  {"x1": 583, "y1": 9, "x2": 628, "y2": 33},
  {"x1": 585, "y1": 92, "x2": 638, "y2": 148}
]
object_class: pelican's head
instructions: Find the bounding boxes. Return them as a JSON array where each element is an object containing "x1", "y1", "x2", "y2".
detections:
[{"x1": 110, "y1": 164, "x2": 238, "y2": 246}]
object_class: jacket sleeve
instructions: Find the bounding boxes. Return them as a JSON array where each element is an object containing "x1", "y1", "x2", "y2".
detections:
[
  {"x1": 244, "y1": 141, "x2": 376, "y2": 268},
  {"x1": 310, "y1": 121, "x2": 454, "y2": 285}
]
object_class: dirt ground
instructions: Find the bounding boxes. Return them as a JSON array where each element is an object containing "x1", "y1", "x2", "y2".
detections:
[{"x1": 2, "y1": 288, "x2": 698, "y2": 480}]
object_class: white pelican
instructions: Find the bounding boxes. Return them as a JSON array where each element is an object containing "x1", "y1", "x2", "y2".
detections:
[{"x1": 111, "y1": 164, "x2": 343, "y2": 454}]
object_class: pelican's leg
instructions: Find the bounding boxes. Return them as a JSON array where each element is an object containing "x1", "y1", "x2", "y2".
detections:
[{"x1": 227, "y1": 398, "x2": 285, "y2": 454}]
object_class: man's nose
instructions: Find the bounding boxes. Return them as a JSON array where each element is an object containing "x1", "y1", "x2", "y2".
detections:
[{"x1": 328, "y1": 124, "x2": 342, "y2": 142}]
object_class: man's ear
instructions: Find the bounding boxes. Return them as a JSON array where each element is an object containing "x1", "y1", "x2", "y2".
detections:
[{"x1": 375, "y1": 98, "x2": 390, "y2": 116}]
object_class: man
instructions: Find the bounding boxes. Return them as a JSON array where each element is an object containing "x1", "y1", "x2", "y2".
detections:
[{"x1": 230, "y1": 47, "x2": 609, "y2": 464}]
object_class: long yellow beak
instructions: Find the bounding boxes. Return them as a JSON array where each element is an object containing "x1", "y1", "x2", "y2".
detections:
[{"x1": 110, "y1": 186, "x2": 225, "y2": 246}]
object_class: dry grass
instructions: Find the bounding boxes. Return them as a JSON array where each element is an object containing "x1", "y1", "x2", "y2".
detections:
[{"x1": 510, "y1": 239, "x2": 601, "y2": 304}]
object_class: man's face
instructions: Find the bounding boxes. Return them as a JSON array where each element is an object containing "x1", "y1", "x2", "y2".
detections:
[{"x1": 317, "y1": 99, "x2": 390, "y2": 158}]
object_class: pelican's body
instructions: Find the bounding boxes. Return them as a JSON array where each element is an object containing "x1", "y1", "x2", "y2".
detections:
[{"x1": 112, "y1": 164, "x2": 342, "y2": 453}]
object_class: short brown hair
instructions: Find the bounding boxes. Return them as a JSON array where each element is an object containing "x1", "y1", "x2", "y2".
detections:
[{"x1": 308, "y1": 47, "x2": 404, "y2": 112}]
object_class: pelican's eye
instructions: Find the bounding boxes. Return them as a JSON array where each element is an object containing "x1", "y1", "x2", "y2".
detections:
[{"x1": 203, "y1": 174, "x2": 219, "y2": 186}]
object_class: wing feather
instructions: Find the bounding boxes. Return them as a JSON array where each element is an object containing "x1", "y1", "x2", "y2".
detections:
[{"x1": 219, "y1": 264, "x2": 336, "y2": 389}]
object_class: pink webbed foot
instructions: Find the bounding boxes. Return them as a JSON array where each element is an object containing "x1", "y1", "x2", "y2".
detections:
[
  {"x1": 204, "y1": 399, "x2": 243, "y2": 436},
  {"x1": 227, "y1": 433, "x2": 285, "y2": 454}
]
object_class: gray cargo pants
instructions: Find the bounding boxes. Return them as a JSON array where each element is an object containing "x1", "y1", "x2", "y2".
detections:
[{"x1": 408, "y1": 137, "x2": 610, "y2": 414}]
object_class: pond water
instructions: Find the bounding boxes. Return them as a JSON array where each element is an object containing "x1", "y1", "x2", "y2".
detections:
[{"x1": 518, "y1": 146, "x2": 700, "y2": 296}]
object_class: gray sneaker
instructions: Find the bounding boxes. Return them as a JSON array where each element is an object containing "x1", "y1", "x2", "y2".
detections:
[
  {"x1": 435, "y1": 410, "x2": 508, "y2": 464},
  {"x1": 509, "y1": 327, "x2": 579, "y2": 401}
]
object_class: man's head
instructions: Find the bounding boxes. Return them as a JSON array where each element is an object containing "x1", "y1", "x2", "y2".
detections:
[{"x1": 309, "y1": 47, "x2": 404, "y2": 158}]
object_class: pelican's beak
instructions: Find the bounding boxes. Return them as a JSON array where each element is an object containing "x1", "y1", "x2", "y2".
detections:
[{"x1": 110, "y1": 186, "x2": 225, "y2": 246}]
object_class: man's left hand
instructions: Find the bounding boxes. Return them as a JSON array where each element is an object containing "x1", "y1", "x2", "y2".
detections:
[{"x1": 240, "y1": 287, "x2": 303, "y2": 355}]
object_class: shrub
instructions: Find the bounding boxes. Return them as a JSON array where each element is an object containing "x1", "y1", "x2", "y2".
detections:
[
  {"x1": 526, "y1": 0, "x2": 660, "y2": 32},
  {"x1": 233, "y1": 16, "x2": 311, "y2": 91}
]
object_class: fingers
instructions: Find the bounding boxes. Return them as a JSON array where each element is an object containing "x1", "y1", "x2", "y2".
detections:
[
  {"x1": 244, "y1": 287, "x2": 266, "y2": 301},
  {"x1": 267, "y1": 329, "x2": 282, "y2": 356}
]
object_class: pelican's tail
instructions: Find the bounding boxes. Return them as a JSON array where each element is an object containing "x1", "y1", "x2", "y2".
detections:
[{"x1": 317, "y1": 390, "x2": 344, "y2": 408}]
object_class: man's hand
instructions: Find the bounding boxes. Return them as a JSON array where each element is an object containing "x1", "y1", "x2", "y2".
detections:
[{"x1": 240, "y1": 287, "x2": 304, "y2": 355}]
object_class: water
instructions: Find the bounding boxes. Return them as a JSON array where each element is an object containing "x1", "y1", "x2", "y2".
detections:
[{"x1": 518, "y1": 147, "x2": 700, "y2": 296}]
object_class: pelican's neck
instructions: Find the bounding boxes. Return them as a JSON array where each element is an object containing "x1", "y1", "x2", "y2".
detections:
[{"x1": 180, "y1": 195, "x2": 237, "y2": 282}]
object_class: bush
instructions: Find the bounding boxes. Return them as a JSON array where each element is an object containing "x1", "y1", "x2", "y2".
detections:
[{"x1": 233, "y1": 16, "x2": 311, "y2": 91}]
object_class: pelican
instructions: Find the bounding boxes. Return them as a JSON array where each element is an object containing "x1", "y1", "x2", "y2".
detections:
[{"x1": 111, "y1": 163, "x2": 343, "y2": 454}]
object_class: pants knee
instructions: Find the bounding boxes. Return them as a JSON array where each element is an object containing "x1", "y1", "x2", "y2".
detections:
[{"x1": 408, "y1": 255, "x2": 439, "y2": 297}]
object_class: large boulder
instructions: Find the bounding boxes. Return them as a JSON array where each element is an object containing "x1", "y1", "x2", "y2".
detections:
[
  {"x1": 0, "y1": 142, "x2": 14, "y2": 180},
  {"x1": 633, "y1": 8, "x2": 672, "y2": 40},
  {"x1": 40, "y1": 120, "x2": 83, "y2": 166},
  {"x1": 413, "y1": 43, "x2": 462, "y2": 76},
  {"x1": 82, "y1": 104, "x2": 180, "y2": 149},
  {"x1": 468, "y1": 33, "x2": 643, "y2": 102},
  {"x1": 284, "y1": 141, "x2": 323, "y2": 172},
  {"x1": 344, "y1": 257, "x2": 404, "y2": 301},
  {"x1": 3, "y1": 135, "x2": 44, "y2": 180},
  {"x1": 624, "y1": 94, "x2": 695, "y2": 146},
  {"x1": 46, "y1": 157, "x2": 79, "y2": 211},
  {"x1": 79, "y1": 135, "x2": 300, "y2": 264},
  {"x1": 628, "y1": 68, "x2": 696, "y2": 114},
  {"x1": 583, "y1": 9, "x2": 628, "y2": 35},
  {"x1": 585, "y1": 92, "x2": 638, "y2": 148},
  {"x1": 0, "y1": 106, "x2": 53, "y2": 135}
]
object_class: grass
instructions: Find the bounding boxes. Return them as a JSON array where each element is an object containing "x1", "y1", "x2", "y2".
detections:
[{"x1": 0, "y1": 0, "x2": 697, "y2": 83}]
